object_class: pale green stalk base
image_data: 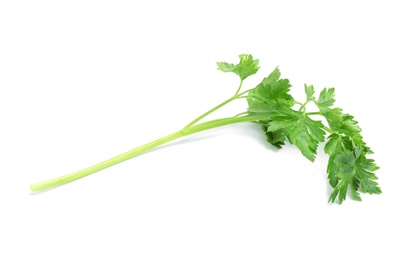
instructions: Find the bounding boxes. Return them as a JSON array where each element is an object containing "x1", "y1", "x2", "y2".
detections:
[
  {"x1": 29, "y1": 131, "x2": 185, "y2": 191},
  {"x1": 30, "y1": 114, "x2": 272, "y2": 191}
]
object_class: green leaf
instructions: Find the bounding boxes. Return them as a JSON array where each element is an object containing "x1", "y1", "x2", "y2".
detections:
[
  {"x1": 304, "y1": 84, "x2": 315, "y2": 101},
  {"x1": 324, "y1": 134, "x2": 352, "y2": 155},
  {"x1": 322, "y1": 108, "x2": 343, "y2": 130},
  {"x1": 247, "y1": 68, "x2": 294, "y2": 110},
  {"x1": 287, "y1": 115, "x2": 326, "y2": 162},
  {"x1": 316, "y1": 88, "x2": 335, "y2": 112},
  {"x1": 328, "y1": 151, "x2": 357, "y2": 203},
  {"x1": 327, "y1": 155, "x2": 339, "y2": 188},
  {"x1": 317, "y1": 89, "x2": 363, "y2": 145},
  {"x1": 267, "y1": 116, "x2": 299, "y2": 132},
  {"x1": 254, "y1": 80, "x2": 326, "y2": 161},
  {"x1": 246, "y1": 68, "x2": 296, "y2": 149},
  {"x1": 259, "y1": 121, "x2": 286, "y2": 149},
  {"x1": 350, "y1": 183, "x2": 362, "y2": 201},
  {"x1": 217, "y1": 54, "x2": 259, "y2": 81},
  {"x1": 265, "y1": 108, "x2": 301, "y2": 132},
  {"x1": 326, "y1": 146, "x2": 381, "y2": 203},
  {"x1": 216, "y1": 62, "x2": 235, "y2": 72},
  {"x1": 355, "y1": 157, "x2": 381, "y2": 194},
  {"x1": 318, "y1": 91, "x2": 362, "y2": 136},
  {"x1": 322, "y1": 109, "x2": 372, "y2": 154},
  {"x1": 340, "y1": 114, "x2": 362, "y2": 134}
]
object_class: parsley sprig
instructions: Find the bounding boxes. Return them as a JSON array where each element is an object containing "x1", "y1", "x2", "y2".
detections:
[{"x1": 30, "y1": 54, "x2": 381, "y2": 203}]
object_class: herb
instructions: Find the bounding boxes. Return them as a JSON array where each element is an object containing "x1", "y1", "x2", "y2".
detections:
[{"x1": 30, "y1": 54, "x2": 381, "y2": 203}]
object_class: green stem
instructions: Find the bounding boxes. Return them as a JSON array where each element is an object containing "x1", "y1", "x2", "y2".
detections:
[
  {"x1": 187, "y1": 114, "x2": 273, "y2": 134},
  {"x1": 306, "y1": 111, "x2": 322, "y2": 115},
  {"x1": 322, "y1": 125, "x2": 333, "y2": 134},
  {"x1": 183, "y1": 84, "x2": 249, "y2": 130},
  {"x1": 298, "y1": 101, "x2": 309, "y2": 112},
  {"x1": 234, "y1": 79, "x2": 243, "y2": 96},
  {"x1": 233, "y1": 111, "x2": 249, "y2": 118},
  {"x1": 30, "y1": 114, "x2": 274, "y2": 192},
  {"x1": 29, "y1": 131, "x2": 186, "y2": 192},
  {"x1": 183, "y1": 95, "x2": 238, "y2": 130}
]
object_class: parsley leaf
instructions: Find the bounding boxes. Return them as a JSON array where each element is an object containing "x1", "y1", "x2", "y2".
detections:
[
  {"x1": 289, "y1": 115, "x2": 325, "y2": 161},
  {"x1": 319, "y1": 88, "x2": 380, "y2": 203},
  {"x1": 259, "y1": 121, "x2": 286, "y2": 149},
  {"x1": 316, "y1": 88, "x2": 335, "y2": 112},
  {"x1": 217, "y1": 54, "x2": 260, "y2": 81},
  {"x1": 247, "y1": 68, "x2": 294, "y2": 115},
  {"x1": 250, "y1": 68, "x2": 294, "y2": 106},
  {"x1": 268, "y1": 111, "x2": 326, "y2": 161},
  {"x1": 247, "y1": 68, "x2": 295, "y2": 150},
  {"x1": 304, "y1": 84, "x2": 315, "y2": 102},
  {"x1": 327, "y1": 148, "x2": 381, "y2": 203}
]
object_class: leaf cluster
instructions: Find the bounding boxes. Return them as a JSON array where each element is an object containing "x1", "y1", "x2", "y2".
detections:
[{"x1": 218, "y1": 55, "x2": 381, "y2": 203}]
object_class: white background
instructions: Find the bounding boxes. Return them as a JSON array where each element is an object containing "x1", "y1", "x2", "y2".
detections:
[{"x1": 1, "y1": 1, "x2": 417, "y2": 259}]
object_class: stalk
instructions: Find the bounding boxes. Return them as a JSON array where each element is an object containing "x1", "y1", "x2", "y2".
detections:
[
  {"x1": 183, "y1": 89, "x2": 250, "y2": 130},
  {"x1": 29, "y1": 131, "x2": 186, "y2": 192},
  {"x1": 30, "y1": 114, "x2": 273, "y2": 192}
]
